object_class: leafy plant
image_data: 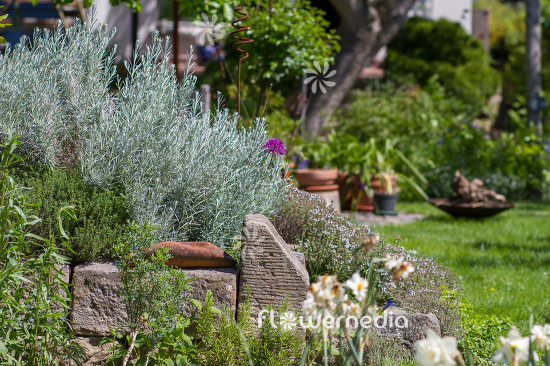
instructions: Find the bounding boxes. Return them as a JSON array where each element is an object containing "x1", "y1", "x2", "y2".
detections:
[
  {"x1": 0, "y1": 134, "x2": 84, "y2": 366},
  {"x1": 0, "y1": 6, "x2": 10, "y2": 44},
  {"x1": 15, "y1": 167, "x2": 130, "y2": 262},
  {"x1": 367, "y1": 138, "x2": 428, "y2": 199},
  {"x1": 194, "y1": 0, "x2": 340, "y2": 120},
  {"x1": 112, "y1": 222, "x2": 193, "y2": 366},
  {"x1": 193, "y1": 290, "x2": 306, "y2": 366}
]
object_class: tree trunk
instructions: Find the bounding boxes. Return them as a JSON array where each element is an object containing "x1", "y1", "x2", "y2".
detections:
[{"x1": 303, "y1": 0, "x2": 416, "y2": 137}]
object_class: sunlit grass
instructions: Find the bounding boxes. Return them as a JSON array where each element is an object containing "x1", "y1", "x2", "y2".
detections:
[{"x1": 375, "y1": 202, "x2": 550, "y2": 335}]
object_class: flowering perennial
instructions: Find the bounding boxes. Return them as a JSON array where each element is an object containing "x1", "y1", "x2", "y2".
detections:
[
  {"x1": 384, "y1": 255, "x2": 415, "y2": 283},
  {"x1": 262, "y1": 138, "x2": 286, "y2": 156},
  {"x1": 491, "y1": 326, "x2": 539, "y2": 364},
  {"x1": 414, "y1": 329, "x2": 460, "y2": 366}
]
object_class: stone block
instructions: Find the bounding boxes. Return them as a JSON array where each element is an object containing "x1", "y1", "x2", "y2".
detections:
[
  {"x1": 377, "y1": 308, "x2": 441, "y2": 351},
  {"x1": 70, "y1": 262, "x2": 237, "y2": 337},
  {"x1": 238, "y1": 214, "x2": 309, "y2": 328}
]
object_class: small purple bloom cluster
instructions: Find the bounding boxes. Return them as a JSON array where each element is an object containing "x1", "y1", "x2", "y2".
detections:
[{"x1": 262, "y1": 138, "x2": 286, "y2": 156}]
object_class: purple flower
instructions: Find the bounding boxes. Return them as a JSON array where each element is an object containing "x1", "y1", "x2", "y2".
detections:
[
  {"x1": 545, "y1": 141, "x2": 550, "y2": 153},
  {"x1": 298, "y1": 159, "x2": 309, "y2": 170},
  {"x1": 358, "y1": 182, "x2": 366, "y2": 190},
  {"x1": 437, "y1": 138, "x2": 445, "y2": 144},
  {"x1": 262, "y1": 138, "x2": 286, "y2": 156}
]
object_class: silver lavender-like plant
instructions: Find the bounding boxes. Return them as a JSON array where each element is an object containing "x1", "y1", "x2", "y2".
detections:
[{"x1": 0, "y1": 9, "x2": 284, "y2": 250}]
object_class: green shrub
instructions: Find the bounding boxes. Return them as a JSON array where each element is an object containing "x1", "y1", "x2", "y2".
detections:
[
  {"x1": 385, "y1": 17, "x2": 499, "y2": 111},
  {"x1": 15, "y1": 167, "x2": 130, "y2": 262},
  {"x1": 274, "y1": 185, "x2": 462, "y2": 340},
  {"x1": 1, "y1": 12, "x2": 285, "y2": 249},
  {"x1": 193, "y1": 291, "x2": 305, "y2": 366},
  {"x1": 459, "y1": 299, "x2": 512, "y2": 364},
  {"x1": 440, "y1": 286, "x2": 512, "y2": 365},
  {"x1": 0, "y1": 135, "x2": 84, "y2": 365}
]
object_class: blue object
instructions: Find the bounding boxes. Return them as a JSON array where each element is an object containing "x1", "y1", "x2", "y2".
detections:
[{"x1": 382, "y1": 299, "x2": 393, "y2": 311}]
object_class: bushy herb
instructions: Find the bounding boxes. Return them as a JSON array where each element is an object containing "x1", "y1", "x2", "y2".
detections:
[
  {"x1": 0, "y1": 12, "x2": 116, "y2": 168},
  {"x1": 15, "y1": 167, "x2": 130, "y2": 262},
  {"x1": 0, "y1": 134, "x2": 84, "y2": 365},
  {"x1": 371, "y1": 238, "x2": 463, "y2": 340},
  {"x1": 275, "y1": 185, "x2": 462, "y2": 343},
  {"x1": 113, "y1": 222, "x2": 193, "y2": 366},
  {"x1": 193, "y1": 291, "x2": 306, "y2": 366},
  {"x1": 274, "y1": 184, "x2": 372, "y2": 281}
]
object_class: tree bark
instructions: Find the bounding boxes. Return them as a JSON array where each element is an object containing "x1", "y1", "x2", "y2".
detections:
[{"x1": 303, "y1": 0, "x2": 416, "y2": 137}]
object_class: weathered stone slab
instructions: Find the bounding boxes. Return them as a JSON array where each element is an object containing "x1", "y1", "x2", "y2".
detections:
[
  {"x1": 70, "y1": 262, "x2": 237, "y2": 337},
  {"x1": 238, "y1": 214, "x2": 309, "y2": 328},
  {"x1": 377, "y1": 308, "x2": 441, "y2": 351},
  {"x1": 63, "y1": 337, "x2": 111, "y2": 366},
  {"x1": 180, "y1": 267, "x2": 237, "y2": 318},
  {"x1": 70, "y1": 262, "x2": 128, "y2": 337},
  {"x1": 145, "y1": 241, "x2": 237, "y2": 268}
]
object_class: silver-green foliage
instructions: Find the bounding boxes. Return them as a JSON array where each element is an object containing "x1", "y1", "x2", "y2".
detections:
[
  {"x1": 0, "y1": 12, "x2": 284, "y2": 249},
  {"x1": 0, "y1": 13, "x2": 116, "y2": 168}
]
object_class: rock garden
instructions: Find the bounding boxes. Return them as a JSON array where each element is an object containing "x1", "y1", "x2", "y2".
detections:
[{"x1": 1, "y1": 3, "x2": 550, "y2": 366}]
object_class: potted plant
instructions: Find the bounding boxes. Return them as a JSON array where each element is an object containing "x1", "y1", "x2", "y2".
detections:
[
  {"x1": 328, "y1": 133, "x2": 375, "y2": 211},
  {"x1": 367, "y1": 138, "x2": 429, "y2": 215},
  {"x1": 293, "y1": 137, "x2": 339, "y2": 188}
]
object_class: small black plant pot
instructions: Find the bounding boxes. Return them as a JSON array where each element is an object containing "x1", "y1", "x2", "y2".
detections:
[{"x1": 373, "y1": 193, "x2": 399, "y2": 216}]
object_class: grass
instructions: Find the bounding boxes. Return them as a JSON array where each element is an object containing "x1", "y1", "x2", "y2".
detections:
[{"x1": 375, "y1": 201, "x2": 550, "y2": 335}]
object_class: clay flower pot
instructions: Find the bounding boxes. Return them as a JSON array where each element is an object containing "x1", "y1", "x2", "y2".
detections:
[
  {"x1": 294, "y1": 168, "x2": 338, "y2": 187},
  {"x1": 338, "y1": 173, "x2": 374, "y2": 211}
]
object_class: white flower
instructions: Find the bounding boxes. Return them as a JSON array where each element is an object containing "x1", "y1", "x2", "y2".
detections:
[
  {"x1": 344, "y1": 272, "x2": 369, "y2": 302},
  {"x1": 414, "y1": 329, "x2": 459, "y2": 366},
  {"x1": 279, "y1": 312, "x2": 297, "y2": 330},
  {"x1": 362, "y1": 232, "x2": 380, "y2": 252},
  {"x1": 492, "y1": 326, "x2": 539, "y2": 364},
  {"x1": 531, "y1": 324, "x2": 550, "y2": 351},
  {"x1": 384, "y1": 255, "x2": 415, "y2": 283},
  {"x1": 303, "y1": 292, "x2": 316, "y2": 315}
]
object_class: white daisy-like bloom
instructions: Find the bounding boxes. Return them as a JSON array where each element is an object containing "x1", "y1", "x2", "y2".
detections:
[
  {"x1": 362, "y1": 232, "x2": 380, "y2": 252},
  {"x1": 384, "y1": 255, "x2": 415, "y2": 283},
  {"x1": 303, "y1": 292, "x2": 316, "y2": 315},
  {"x1": 414, "y1": 329, "x2": 459, "y2": 366},
  {"x1": 531, "y1": 324, "x2": 550, "y2": 351},
  {"x1": 344, "y1": 272, "x2": 369, "y2": 302},
  {"x1": 492, "y1": 326, "x2": 539, "y2": 364}
]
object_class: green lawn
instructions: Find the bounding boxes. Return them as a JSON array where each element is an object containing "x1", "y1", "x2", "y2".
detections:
[{"x1": 375, "y1": 202, "x2": 550, "y2": 335}]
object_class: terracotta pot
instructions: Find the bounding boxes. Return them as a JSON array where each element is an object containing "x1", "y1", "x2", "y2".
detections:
[
  {"x1": 338, "y1": 173, "x2": 374, "y2": 211},
  {"x1": 294, "y1": 168, "x2": 338, "y2": 187}
]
